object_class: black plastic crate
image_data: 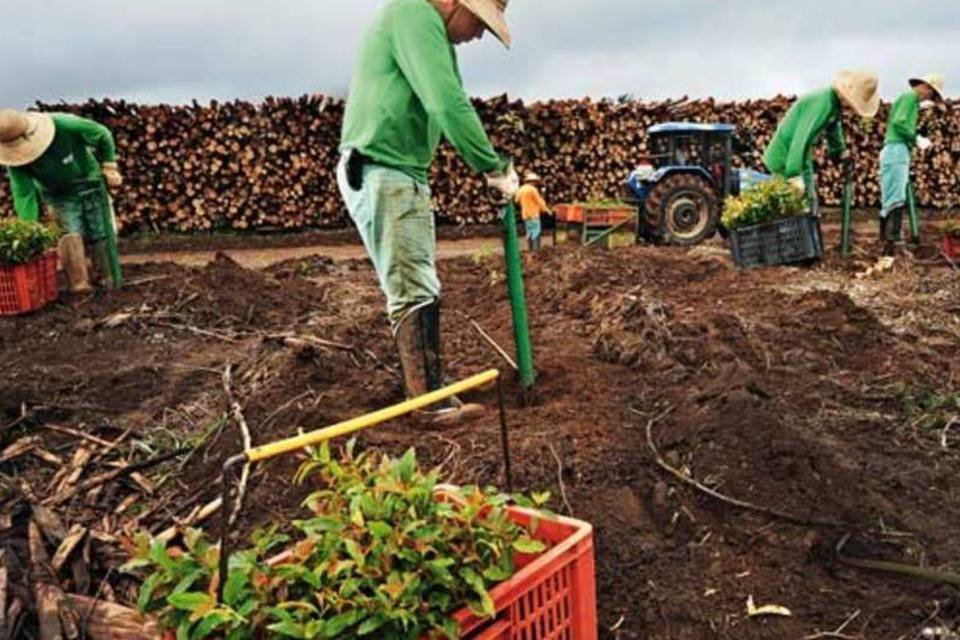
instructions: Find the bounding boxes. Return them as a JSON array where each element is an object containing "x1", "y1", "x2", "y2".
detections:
[{"x1": 728, "y1": 215, "x2": 823, "y2": 269}]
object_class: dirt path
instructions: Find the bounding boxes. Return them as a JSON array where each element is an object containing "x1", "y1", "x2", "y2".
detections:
[
  {"x1": 121, "y1": 236, "x2": 504, "y2": 268},
  {"x1": 119, "y1": 218, "x2": 944, "y2": 269}
]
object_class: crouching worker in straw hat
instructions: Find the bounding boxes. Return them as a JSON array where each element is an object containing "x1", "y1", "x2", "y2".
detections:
[
  {"x1": 337, "y1": 0, "x2": 517, "y2": 425},
  {"x1": 516, "y1": 172, "x2": 551, "y2": 252},
  {"x1": 879, "y1": 74, "x2": 945, "y2": 255},
  {"x1": 763, "y1": 71, "x2": 881, "y2": 215},
  {"x1": 0, "y1": 110, "x2": 123, "y2": 292}
]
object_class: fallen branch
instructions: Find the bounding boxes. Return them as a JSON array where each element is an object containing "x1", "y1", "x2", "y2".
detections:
[
  {"x1": 155, "y1": 497, "x2": 222, "y2": 543},
  {"x1": 640, "y1": 406, "x2": 849, "y2": 529},
  {"x1": 122, "y1": 274, "x2": 172, "y2": 288},
  {"x1": 63, "y1": 593, "x2": 161, "y2": 640},
  {"x1": 222, "y1": 365, "x2": 251, "y2": 527},
  {"x1": 266, "y1": 332, "x2": 355, "y2": 352},
  {"x1": 547, "y1": 443, "x2": 574, "y2": 517},
  {"x1": 0, "y1": 561, "x2": 6, "y2": 639},
  {"x1": 29, "y1": 520, "x2": 63, "y2": 640},
  {"x1": 46, "y1": 448, "x2": 190, "y2": 506},
  {"x1": 51, "y1": 525, "x2": 87, "y2": 573},
  {"x1": 40, "y1": 424, "x2": 115, "y2": 448},
  {"x1": 835, "y1": 533, "x2": 960, "y2": 587},
  {"x1": 803, "y1": 609, "x2": 861, "y2": 639},
  {"x1": 470, "y1": 320, "x2": 519, "y2": 371}
]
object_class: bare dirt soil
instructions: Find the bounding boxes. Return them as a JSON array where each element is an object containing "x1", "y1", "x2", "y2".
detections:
[{"x1": 3, "y1": 226, "x2": 960, "y2": 639}]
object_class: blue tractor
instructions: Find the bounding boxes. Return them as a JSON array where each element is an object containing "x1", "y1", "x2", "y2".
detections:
[{"x1": 626, "y1": 123, "x2": 756, "y2": 245}]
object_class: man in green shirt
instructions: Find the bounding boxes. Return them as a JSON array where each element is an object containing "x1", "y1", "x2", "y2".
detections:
[
  {"x1": 763, "y1": 71, "x2": 880, "y2": 215},
  {"x1": 338, "y1": 0, "x2": 517, "y2": 424},
  {"x1": 879, "y1": 74, "x2": 944, "y2": 253},
  {"x1": 0, "y1": 109, "x2": 123, "y2": 292}
]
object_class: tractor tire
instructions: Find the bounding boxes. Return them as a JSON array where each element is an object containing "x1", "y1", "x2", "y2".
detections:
[{"x1": 643, "y1": 174, "x2": 719, "y2": 246}]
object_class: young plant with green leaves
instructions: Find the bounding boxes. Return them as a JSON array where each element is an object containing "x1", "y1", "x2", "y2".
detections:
[
  {"x1": 126, "y1": 442, "x2": 550, "y2": 640},
  {"x1": 939, "y1": 219, "x2": 960, "y2": 238},
  {"x1": 0, "y1": 218, "x2": 60, "y2": 265},
  {"x1": 722, "y1": 177, "x2": 808, "y2": 230}
]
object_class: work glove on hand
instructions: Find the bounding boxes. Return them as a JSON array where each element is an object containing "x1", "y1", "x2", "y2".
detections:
[
  {"x1": 788, "y1": 176, "x2": 806, "y2": 193},
  {"x1": 101, "y1": 162, "x2": 123, "y2": 188},
  {"x1": 916, "y1": 136, "x2": 933, "y2": 152},
  {"x1": 485, "y1": 161, "x2": 519, "y2": 201}
]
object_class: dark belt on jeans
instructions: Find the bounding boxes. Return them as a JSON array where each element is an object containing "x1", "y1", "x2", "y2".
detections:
[{"x1": 344, "y1": 148, "x2": 372, "y2": 191}]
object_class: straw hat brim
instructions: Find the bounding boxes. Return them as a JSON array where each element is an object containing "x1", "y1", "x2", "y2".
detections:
[
  {"x1": 0, "y1": 113, "x2": 55, "y2": 167},
  {"x1": 459, "y1": 0, "x2": 511, "y2": 48},
  {"x1": 909, "y1": 77, "x2": 945, "y2": 101},
  {"x1": 832, "y1": 73, "x2": 881, "y2": 119}
]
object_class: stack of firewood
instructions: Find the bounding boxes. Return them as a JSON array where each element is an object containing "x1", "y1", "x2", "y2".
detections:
[{"x1": 0, "y1": 95, "x2": 956, "y2": 233}]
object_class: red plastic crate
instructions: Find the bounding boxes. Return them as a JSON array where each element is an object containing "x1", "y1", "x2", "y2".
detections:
[
  {"x1": 583, "y1": 207, "x2": 634, "y2": 227},
  {"x1": 260, "y1": 488, "x2": 598, "y2": 640},
  {"x1": 555, "y1": 204, "x2": 584, "y2": 224},
  {"x1": 943, "y1": 235, "x2": 960, "y2": 261},
  {"x1": 0, "y1": 251, "x2": 59, "y2": 316},
  {"x1": 438, "y1": 486, "x2": 598, "y2": 640}
]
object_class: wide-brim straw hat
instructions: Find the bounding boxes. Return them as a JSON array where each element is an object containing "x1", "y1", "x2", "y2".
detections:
[
  {"x1": 524, "y1": 172, "x2": 541, "y2": 182},
  {"x1": 909, "y1": 74, "x2": 945, "y2": 101},
  {"x1": 0, "y1": 110, "x2": 55, "y2": 167},
  {"x1": 832, "y1": 70, "x2": 881, "y2": 118},
  {"x1": 459, "y1": 0, "x2": 510, "y2": 48}
]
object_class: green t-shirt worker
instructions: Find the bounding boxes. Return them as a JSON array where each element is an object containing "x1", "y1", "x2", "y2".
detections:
[
  {"x1": 0, "y1": 109, "x2": 123, "y2": 292},
  {"x1": 763, "y1": 71, "x2": 880, "y2": 215},
  {"x1": 878, "y1": 74, "x2": 945, "y2": 253},
  {"x1": 338, "y1": 0, "x2": 518, "y2": 425}
]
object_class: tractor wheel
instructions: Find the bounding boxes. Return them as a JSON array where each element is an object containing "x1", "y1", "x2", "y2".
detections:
[{"x1": 644, "y1": 174, "x2": 719, "y2": 245}]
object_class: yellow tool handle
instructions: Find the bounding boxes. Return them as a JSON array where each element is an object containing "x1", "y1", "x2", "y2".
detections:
[{"x1": 246, "y1": 369, "x2": 500, "y2": 463}]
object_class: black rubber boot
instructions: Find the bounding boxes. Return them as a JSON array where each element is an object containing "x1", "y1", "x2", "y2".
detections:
[
  {"x1": 393, "y1": 301, "x2": 485, "y2": 425},
  {"x1": 890, "y1": 207, "x2": 905, "y2": 245}
]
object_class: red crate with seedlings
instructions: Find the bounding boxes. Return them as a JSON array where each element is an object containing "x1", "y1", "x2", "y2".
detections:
[
  {"x1": 0, "y1": 250, "x2": 59, "y2": 316},
  {"x1": 440, "y1": 487, "x2": 597, "y2": 640}
]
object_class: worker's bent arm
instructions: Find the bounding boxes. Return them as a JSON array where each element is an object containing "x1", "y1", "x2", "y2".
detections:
[
  {"x1": 534, "y1": 188, "x2": 549, "y2": 214},
  {"x1": 58, "y1": 114, "x2": 117, "y2": 163},
  {"x1": 783, "y1": 117, "x2": 819, "y2": 178},
  {"x1": 8, "y1": 168, "x2": 40, "y2": 223},
  {"x1": 888, "y1": 94, "x2": 918, "y2": 146},
  {"x1": 391, "y1": 4, "x2": 504, "y2": 175},
  {"x1": 825, "y1": 117, "x2": 846, "y2": 160}
]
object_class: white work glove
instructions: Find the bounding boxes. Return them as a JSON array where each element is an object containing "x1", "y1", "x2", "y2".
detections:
[
  {"x1": 485, "y1": 161, "x2": 519, "y2": 200},
  {"x1": 788, "y1": 176, "x2": 805, "y2": 193},
  {"x1": 916, "y1": 136, "x2": 933, "y2": 152},
  {"x1": 101, "y1": 162, "x2": 123, "y2": 188}
]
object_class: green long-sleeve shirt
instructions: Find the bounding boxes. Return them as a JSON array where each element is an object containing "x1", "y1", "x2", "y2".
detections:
[
  {"x1": 885, "y1": 90, "x2": 920, "y2": 147},
  {"x1": 7, "y1": 113, "x2": 117, "y2": 223},
  {"x1": 763, "y1": 88, "x2": 846, "y2": 178},
  {"x1": 340, "y1": 0, "x2": 505, "y2": 183}
]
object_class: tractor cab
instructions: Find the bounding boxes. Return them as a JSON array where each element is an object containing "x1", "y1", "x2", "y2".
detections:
[{"x1": 626, "y1": 123, "x2": 738, "y2": 245}]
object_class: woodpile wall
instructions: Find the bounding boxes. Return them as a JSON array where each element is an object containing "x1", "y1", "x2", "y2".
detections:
[{"x1": 1, "y1": 95, "x2": 957, "y2": 233}]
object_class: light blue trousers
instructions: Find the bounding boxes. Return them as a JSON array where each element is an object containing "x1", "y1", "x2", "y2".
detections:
[
  {"x1": 880, "y1": 143, "x2": 910, "y2": 218},
  {"x1": 336, "y1": 155, "x2": 441, "y2": 323}
]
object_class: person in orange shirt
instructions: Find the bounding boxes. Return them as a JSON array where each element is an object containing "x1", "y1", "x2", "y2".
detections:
[{"x1": 515, "y1": 172, "x2": 551, "y2": 251}]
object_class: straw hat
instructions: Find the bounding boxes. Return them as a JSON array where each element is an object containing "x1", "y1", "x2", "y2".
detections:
[
  {"x1": 832, "y1": 70, "x2": 880, "y2": 118},
  {"x1": 459, "y1": 0, "x2": 510, "y2": 48},
  {"x1": 0, "y1": 110, "x2": 55, "y2": 167},
  {"x1": 524, "y1": 171, "x2": 541, "y2": 182},
  {"x1": 909, "y1": 74, "x2": 945, "y2": 101}
]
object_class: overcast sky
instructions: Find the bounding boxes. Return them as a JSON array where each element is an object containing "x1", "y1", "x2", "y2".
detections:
[{"x1": 2, "y1": 0, "x2": 957, "y2": 108}]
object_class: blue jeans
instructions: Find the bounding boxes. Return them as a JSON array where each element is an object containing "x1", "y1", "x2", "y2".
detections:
[
  {"x1": 524, "y1": 217, "x2": 542, "y2": 243},
  {"x1": 337, "y1": 155, "x2": 440, "y2": 323}
]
